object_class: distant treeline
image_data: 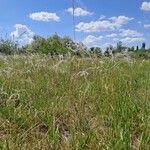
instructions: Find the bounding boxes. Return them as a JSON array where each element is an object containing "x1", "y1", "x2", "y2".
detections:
[{"x1": 0, "y1": 34, "x2": 150, "y2": 59}]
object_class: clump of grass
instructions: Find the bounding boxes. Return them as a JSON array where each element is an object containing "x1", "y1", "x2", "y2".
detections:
[{"x1": 0, "y1": 55, "x2": 150, "y2": 149}]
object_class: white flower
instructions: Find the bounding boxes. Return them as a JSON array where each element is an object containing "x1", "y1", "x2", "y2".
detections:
[{"x1": 79, "y1": 71, "x2": 89, "y2": 77}]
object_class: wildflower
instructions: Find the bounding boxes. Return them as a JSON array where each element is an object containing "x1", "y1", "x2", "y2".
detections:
[
  {"x1": 58, "y1": 54, "x2": 64, "y2": 61},
  {"x1": 79, "y1": 70, "x2": 89, "y2": 77},
  {"x1": 99, "y1": 60, "x2": 104, "y2": 64}
]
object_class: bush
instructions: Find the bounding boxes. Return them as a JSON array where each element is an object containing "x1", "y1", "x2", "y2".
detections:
[
  {"x1": 27, "y1": 34, "x2": 70, "y2": 55},
  {"x1": 90, "y1": 47, "x2": 102, "y2": 57},
  {"x1": 0, "y1": 39, "x2": 17, "y2": 55},
  {"x1": 130, "y1": 50, "x2": 150, "y2": 59}
]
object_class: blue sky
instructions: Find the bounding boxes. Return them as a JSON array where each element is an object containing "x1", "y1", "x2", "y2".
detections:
[{"x1": 0, "y1": 0, "x2": 150, "y2": 48}]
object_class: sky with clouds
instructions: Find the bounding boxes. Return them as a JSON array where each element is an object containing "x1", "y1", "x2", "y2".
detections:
[{"x1": 0, "y1": 0, "x2": 150, "y2": 48}]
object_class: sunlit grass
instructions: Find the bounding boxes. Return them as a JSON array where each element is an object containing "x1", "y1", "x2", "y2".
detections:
[{"x1": 0, "y1": 54, "x2": 150, "y2": 149}]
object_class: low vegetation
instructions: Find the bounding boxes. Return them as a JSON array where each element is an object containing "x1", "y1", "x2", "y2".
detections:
[
  {"x1": 0, "y1": 35, "x2": 150, "y2": 59},
  {"x1": 0, "y1": 55, "x2": 150, "y2": 149}
]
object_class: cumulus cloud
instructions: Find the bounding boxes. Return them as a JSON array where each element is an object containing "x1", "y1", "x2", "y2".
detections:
[
  {"x1": 120, "y1": 29, "x2": 143, "y2": 38},
  {"x1": 99, "y1": 15, "x2": 106, "y2": 20},
  {"x1": 76, "y1": 16, "x2": 133, "y2": 32},
  {"x1": 82, "y1": 35, "x2": 103, "y2": 46},
  {"x1": 100, "y1": 43, "x2": 116, "y2": 50},
  {"x1": 110, "y1": 16, "x2": 133, "y2": 23},
  {"x1": 66, "y1": 7, "x2": 93, "y2": 16},
  {"x1": 121, "y1": 37, "x2": 145, "y2": 43},
  {"x1": 106, "y1": 33, "x2": 117, "y2": 38},
  {"x1": 11, "y1": 24, "x2": 34, "y2": 45},
  {"x1": 144, "y1": 24, "x2": 150, "y2": 28},
  {"x1": 29, "y1": 12, "x2": 60, "y2": 22},
  {"x1": 76, "y1": 20, "x2": 115, "y2": 32},
  {"x1": 113, "y1": 38, "x2": 119, "y2": 42},
  {"x1": 118, "y1": 29, "x2": 144, "y2": 44},
  {"x1": 141, "y1": 2, "x2": 150, "y2": 11}
]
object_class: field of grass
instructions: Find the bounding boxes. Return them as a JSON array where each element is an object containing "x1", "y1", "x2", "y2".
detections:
[{"x1": 0, "y1": 54, "x2": 150, "y2": 149}]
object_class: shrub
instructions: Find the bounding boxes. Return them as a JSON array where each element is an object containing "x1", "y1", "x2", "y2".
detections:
[
  {"x1": 90, "y1": 47, "x2": 102, "y2": 57},
  {"x1": 27, "y1": 34, "x2": 70, "y2": 55},
  {"x1": 131, "y1": 50, "x2": 150, "y2": 59},
  {"x1": 0, "y1": 39, "x2": 17, "y2": 55}
]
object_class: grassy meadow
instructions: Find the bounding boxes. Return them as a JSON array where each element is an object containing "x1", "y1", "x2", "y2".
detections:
[{"x1": 0, "y1": 55, "x2": 150, "y2": 149}]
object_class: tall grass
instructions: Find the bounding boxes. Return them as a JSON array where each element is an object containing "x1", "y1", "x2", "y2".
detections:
[{"x1": 0, "y1": 54, "x2": 150, "y2": 149}]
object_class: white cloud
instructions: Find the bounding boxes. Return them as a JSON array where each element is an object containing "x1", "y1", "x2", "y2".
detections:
[
  {"x1": 120, "y1": 29, "x2": 143, "y2": 38},
  {"x1": 82, "y1": 35, "x2": 103, "y2": 46},
  {"x1": 109, "y1": 16, "x2": 134, "y2": 25},
  {"x1": 76, "y1": 20, "x2": 115, "y2": 32},
  {"x1": 113, "y1": 38, "x2": 119, "y2": 42},
  {"x1": 29, "y1": 12, "x2": 60, "y2": 22},
  {"x1": 106, "y1": 33, "x2": 117, "y2": 38},
  {"x1": 11, "y1": 24, "x2": 34, "y2": 45},
  {"x1": 100, "y1": 43, "x2": 116, "y2": 50},
  {"x1": 121, "y1": 37, "x2": 145, "y2": 43},
  {"x1": 66, "y1": 7, "x2": 92, "y2": 16},
  {"x1": 118, "y1": 29, "x2": 144, "y2": 44},
  {"x1": 76, "y1": 16, "x2": 133, "y2": 32},
  {"x1": 144, "y1": 24, "x2": 150, "y2": 28},
  {"x1": 141, "y1": 2, "x2": 150, "y2": 11},
  {"x1": 99, "y1": 15, "x2": 106, "y2": 20}
]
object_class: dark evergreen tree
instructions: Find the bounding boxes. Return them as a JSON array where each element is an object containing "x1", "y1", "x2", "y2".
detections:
[
  {"x1": 142, "y1": 42, "x2": 146, "y2": 50},
  {"x1": 117, "y1": 41, "x2": 123, "y2": 52},
  {"x1": 104, "y1": 47, "x2": 110, "y2": 57},
  {"x1": 136, "y1": 46, "x2": 139, "y2": 51},
  {"x1": 90, "y1": 47, "x2": 102, "y2": 57},
  {"x1": 131, "y1": 46, "x2": 135, "y2": 51}
]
